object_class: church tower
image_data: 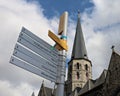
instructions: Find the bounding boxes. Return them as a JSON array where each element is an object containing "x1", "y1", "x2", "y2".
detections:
[{"x1": 66, "y1": 13, "x2": 92, "y2": 95}]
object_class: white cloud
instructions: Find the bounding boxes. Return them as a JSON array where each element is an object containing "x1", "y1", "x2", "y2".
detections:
[
  {"x1": 0, "y1": 0, "x2": 57, "y2": 95},
  {"x1": 81, "y1": 0, "x2": 120, "y2": 79},
  {"x1": 0, "y1": 80, "x2": 39, "y2": 96},
  {"x1": 91, "y1": 0, "x2": 120, "y2": 28}
]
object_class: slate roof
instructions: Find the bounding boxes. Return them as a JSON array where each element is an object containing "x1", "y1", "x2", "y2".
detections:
[
  {"x1": 71, "y1": 13, "x2": 88, "y2": 59},
  {"x1": 78, "y1": 51, "x2": 120, "y2": 96},
  {"x1": 79, "y1": 69, "x2": 107, "y2": 95},
  {"x1": 38, "y1": 82, "x2": 55, "y2": 96}
]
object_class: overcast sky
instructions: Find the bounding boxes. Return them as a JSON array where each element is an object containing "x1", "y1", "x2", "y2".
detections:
[{"x1": 0, "y1": 0, "x2": 120, "y2": 96}]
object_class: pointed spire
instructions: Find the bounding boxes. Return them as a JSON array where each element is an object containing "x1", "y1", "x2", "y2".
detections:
[
  {"x1": 78, "y1": 10, "x2": 80, "y2": 19},
  {"x1": 71, "y1": 12, "x2": 88, "y2": 59}
]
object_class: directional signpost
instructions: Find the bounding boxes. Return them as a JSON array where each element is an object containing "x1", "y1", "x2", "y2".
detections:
[
  {"x1": 10, "y1": 11, "x2": 68, "y2": 96},
  {"x1": 10, "y1": 27, "x2": 59, "y2": 82}
]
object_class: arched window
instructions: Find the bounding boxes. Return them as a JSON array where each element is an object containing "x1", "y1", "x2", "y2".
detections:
[
  {"x1": 77, "y1": 63, "x2": 79, "y2": 69},
  {"x1": 77, "y1": 72, "x2": 80, "y2": 79},
  {"x1": 85, "y1": 64, "x2": 88, "y2": 71}
]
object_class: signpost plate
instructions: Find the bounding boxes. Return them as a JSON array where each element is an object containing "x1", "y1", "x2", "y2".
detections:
[
  {"x1": 13, "y1": 44, "x2": 57, "y2": 75},
  {"x1": 10, "y1": 56, "x2": 56, "y2": 82},
  {"x1": 18, "y1": 32, "x2": 58, "y2": 64},
  {"x1": 21, "y1": 27, "x2": 58, "y2": 53},
  {"x1": 10, "y1": 27, "x2": 59, "y2": 82}
]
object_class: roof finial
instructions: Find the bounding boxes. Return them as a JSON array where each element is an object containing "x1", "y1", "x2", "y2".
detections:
[
  {"x1": 78, "y1": 10, "x2": 80, "y2": 19},
  {"x1": 111, "y1": 45, "x2": 115, "y2": 52}
]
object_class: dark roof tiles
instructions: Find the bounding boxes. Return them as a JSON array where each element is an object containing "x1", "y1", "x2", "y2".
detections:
[{"x1": 71, "y1": 13, "x2": 88, "y2": 59}]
